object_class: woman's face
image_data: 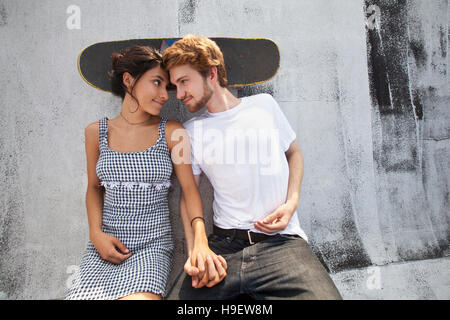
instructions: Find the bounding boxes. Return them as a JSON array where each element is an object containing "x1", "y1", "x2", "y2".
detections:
[{"x1": 126, "y1": 65, "x2": 169, "y2": 115}]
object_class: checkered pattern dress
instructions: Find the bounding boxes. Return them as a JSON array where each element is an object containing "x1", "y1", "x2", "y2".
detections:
[{"x1": 65, "y1": 117, "x2": 174, "y2": 300}]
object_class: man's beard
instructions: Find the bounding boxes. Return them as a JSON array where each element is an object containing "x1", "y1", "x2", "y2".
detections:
[{"x1": 191, "y1": 80, "x2": 213, "y2": 111}]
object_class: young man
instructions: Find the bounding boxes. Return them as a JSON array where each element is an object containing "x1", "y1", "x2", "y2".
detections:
[{"x1": 163, "y1": 35, "x2": 342, "y2": 300}]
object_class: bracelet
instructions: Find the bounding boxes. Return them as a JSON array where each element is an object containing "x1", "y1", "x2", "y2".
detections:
[{"x1": 190, "y1": 216, "x2": 205, "y2": 227}]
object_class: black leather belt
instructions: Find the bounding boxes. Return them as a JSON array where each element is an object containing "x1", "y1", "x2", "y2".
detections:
[{"x1": 213, "y1": 225, "x2": 271, "y2": 245}]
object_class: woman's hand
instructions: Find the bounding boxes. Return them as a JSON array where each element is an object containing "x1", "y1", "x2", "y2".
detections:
[{"x1": 90, "y1": 231, "x2": 132, "y2": 264}]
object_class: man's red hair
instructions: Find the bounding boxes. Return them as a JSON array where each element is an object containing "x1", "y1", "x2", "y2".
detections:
[{"x1": 162, "y1": 35, "x2": 228, "y2": 87}]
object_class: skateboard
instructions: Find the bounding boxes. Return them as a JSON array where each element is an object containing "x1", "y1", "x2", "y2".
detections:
[{"x1": 78, "y1": 37, "x2": 280, "y2": 92}]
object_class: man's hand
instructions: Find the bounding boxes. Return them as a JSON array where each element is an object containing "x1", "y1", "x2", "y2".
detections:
[
  {"x1": 184, "y1": 251, "x2": 227, "y2": 288},
  {"x1": 254, "y1": 203, "x2": 295, "y2": 234},
  {"x1": 90, "y1": 231, "x2": 132, "y2": 264},
  {"x1": 204, "y1": 254, "x2": 227, "y2": 288}
]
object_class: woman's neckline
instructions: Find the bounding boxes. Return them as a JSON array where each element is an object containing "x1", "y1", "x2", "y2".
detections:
[{"x1": 104, "y1": 117, "x2": 162, "y2": 154}]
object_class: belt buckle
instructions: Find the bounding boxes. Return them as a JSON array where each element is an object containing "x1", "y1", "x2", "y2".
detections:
[{"x1": 247, "y1": 230, "x2": 255, "y2": 245}]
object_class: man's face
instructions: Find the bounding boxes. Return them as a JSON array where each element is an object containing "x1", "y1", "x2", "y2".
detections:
[{"x1": 169, "y1": 64, "x2": 213, "y2": 113}]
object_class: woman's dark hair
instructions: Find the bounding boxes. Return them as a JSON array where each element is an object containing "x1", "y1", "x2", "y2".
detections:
[{"x1": 108, "y1": 45, "x2": 163, "y2": 99}]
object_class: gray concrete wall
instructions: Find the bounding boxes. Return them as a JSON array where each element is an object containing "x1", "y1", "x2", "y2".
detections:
[{"x1": 0, "y1": 0, "x2": 448, "y2": 299}]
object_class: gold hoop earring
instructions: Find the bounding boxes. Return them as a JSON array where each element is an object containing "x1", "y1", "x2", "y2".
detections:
[
  {"x1": 129, "y1": 103, "x2": 139, "y2": 113},
  {"x1": 124, "y1": 86, "x2": 139, "y2": 113}
]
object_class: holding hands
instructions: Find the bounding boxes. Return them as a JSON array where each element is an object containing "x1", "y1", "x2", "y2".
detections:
[{"x1": 184, "y1": 243, "x2": 227, "y2": 288}]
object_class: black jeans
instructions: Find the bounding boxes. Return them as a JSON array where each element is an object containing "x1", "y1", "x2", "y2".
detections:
[{"x1": 167, "y1": 232, "x2": 342, "y2": 300}]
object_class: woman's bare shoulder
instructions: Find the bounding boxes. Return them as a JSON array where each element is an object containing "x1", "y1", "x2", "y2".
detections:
[
  {"x1": 85, "y1": 121, "x2": 99, "y2": 135},
  {"x1": 84, "y1": 121, "x2": 100, "y2": 146},
  {"x1": 165, "y1": 119, "x2": 184, "y2": 130}
]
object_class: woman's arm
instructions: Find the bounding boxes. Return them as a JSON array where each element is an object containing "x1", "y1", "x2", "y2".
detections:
[
  {"x1": 85, "y1": 122, "x2": 103, "y2": 236},
  {"x1": 165, "y1": 120, "x2": 227, "y2": 288},
  {"x1": 179, "y1": 174, "x2": 201, "y2": 256},
  {"x1": 85, "y1": 122, "x2": 131, "y2": 264}
]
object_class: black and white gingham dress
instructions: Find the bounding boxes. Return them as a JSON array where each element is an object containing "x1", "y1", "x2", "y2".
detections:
[{"x1": 66, "y1": 117, "x2": 174, "y2": 300}]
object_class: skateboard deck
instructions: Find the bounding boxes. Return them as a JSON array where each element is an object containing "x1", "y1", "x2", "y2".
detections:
[{"x1": 78, "y1": 37, "x2": 280, "y2": 92}]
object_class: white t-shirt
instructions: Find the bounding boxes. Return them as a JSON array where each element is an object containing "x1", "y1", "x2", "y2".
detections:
[{"x1": 183, "y1": 93, "x2": 308, "y2": 241}]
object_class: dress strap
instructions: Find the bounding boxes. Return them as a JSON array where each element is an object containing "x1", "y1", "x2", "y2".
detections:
[
  {"x1": 98, "y1": 117, "x2": 108, "y2": 147},
  {"x1": 158, "y1": 117, "x2": 168, "y2": 139}
]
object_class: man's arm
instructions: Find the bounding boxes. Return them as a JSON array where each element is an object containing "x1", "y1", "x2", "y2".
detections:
[
  {"x1": 283, "y1": 141, "x2": 304, "y2": 213},
  {"x1": 254, "y1": 140, "x2": 304, "y2": 233}
]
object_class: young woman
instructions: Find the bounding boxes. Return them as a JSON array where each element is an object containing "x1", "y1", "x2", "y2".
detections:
[{"x1": 66, "y1": 45, "x2": 226, "y2": 300}]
